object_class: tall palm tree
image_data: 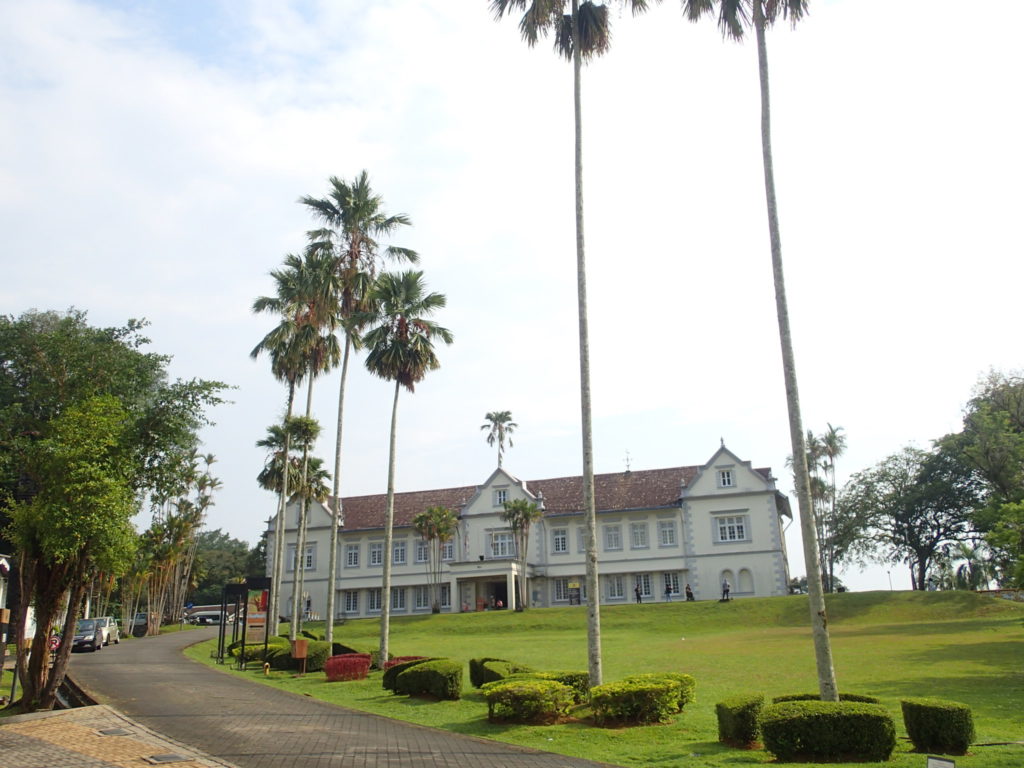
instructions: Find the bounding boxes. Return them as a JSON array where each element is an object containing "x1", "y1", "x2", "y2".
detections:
[
  {"x1": 299, "y1": 171, "x2": 418, "y2": 643},
  {"x1": 683, "y1": 0, "x2": 837, "y2": 701},
  {"x1": 412, "y1": 505, "x2": 459, "y2": 613},
  {"x1": 481, "y1": 410, "x2": 518, "y2": 467},
  {"x1": 252, "y1": 250, "x2": 340, "y2": 635},
  {"x1": 492, "y1": 0, "x2": 655, "y2": 688},
  {"x1": 820, "y1": 423, "x2": 846, "y2": 591},
  {"x1": 361, "y1": 270, "x2": 453, "y2": 662}
]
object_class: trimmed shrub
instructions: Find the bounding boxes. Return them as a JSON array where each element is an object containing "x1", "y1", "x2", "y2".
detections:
[
  {"x1": 470, "y1": 657, "x2": 509, "y2": 688},
  {"x1": 901, "y1": 697, "x2": 975, "y2": 755},
  {"x1": 394, "y1": 659, "x2": 462, "y2": 700},
  {"x1": 231, "y1": 641, "x2": 287, "y2": 664},
  {"x1": 331, "y1": 641, "x2": 385, "y2": 668},
  {"x1": 383, "y1": 656, "x2": 428, "y2": 670},
  {"x1": 265, "y1": 645, "x2": 295, "y2": 670},
  {"x1": 301, "y1": 629, "x2": 320, "y2": 640},
  {"x1": 590, "y1": 679, "x2": 678, "y2": 725},
  {"x1": 324, "y1": 653, "x2": 372, "y2": 682},
  {"x1": 483, "y1": 679, "x2": 574, "y2": 723},
  {"x1": 760, "y1": 700, "x2": 896, "y2": 762},
  {"x1": 305, "y1": 640, "x2": 332, "y2": 672},
  {"x1": 622, "y1": 673, "x2": 696, "y2": 711},
  {"x1": 774, "y1": 692, "x2": 881, "y2": 704},
  {"x1": 507, "y1": 671, "x2": 590, "y2": 704},
  {"x1": 479, "y1": 660, "x2": 535, "y2": 687},
  {"x1": 716, "y1": 694, "x2": 764, "y2": 746},
  {"x1": 383, "y1": 657, "x2": 435, "y2": 691}
]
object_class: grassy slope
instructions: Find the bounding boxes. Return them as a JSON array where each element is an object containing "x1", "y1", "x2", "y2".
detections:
[{"x1": 186, "y1": 591, "x2": 1024, "y2": 768}]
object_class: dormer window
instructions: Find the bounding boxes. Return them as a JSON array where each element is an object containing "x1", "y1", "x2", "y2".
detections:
[{"x1": 718, "y1": 469, "x2": 734, "y2": 488}]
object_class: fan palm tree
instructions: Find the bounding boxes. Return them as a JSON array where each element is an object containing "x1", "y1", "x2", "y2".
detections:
[
  {"x1": 491, "y1": 0, "x2": 655, "y2": 688},
  {"x1": 412, "y1": 505, "x2": 459, "y2": 613},
  {"x1": 361, "y1": 270, "x2": 453, "y2": 662},
  {"x1": 481, "y1": 411, "x2": 518, "y2": 467},
  {"x1": 299, "y1": 171, "x2": 418, "y2": 643},
  {"x1": 682, "y1": 0, "x2": 837, "y2": 701}
]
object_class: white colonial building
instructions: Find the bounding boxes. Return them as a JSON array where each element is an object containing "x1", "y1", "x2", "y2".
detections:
[{"x1": 268, "y1": 444, "x2": 791, "y2": 619}]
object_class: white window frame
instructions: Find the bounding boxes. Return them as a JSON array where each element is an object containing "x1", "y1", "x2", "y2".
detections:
[
  {"x1": 287, "y1": 543, "x2": 316, "y2": 572},
  {"x1": 552, "y1": 528, "x2": 568, "y2": 554},
  {"x1": 658, "y1": 520, "x2": 677, "y2": 547},
  {"x1": 716, "y1": 515, "x2": 749, "y2": 543},
  {"x1": 440, "y1": 583, "x2": 451, "y2": 609},
  {"x1": 663, "y1": 572, "x2": 680, "y2": 596},
  {"x1": 607, "y1": 575, "x2": 625, "y2": 600},
  {"x1": 345, "y1": 543, "x2": 360, "y2": 568},
  {"x1": 491, "y1": 531, "x2": 515, "y2": 558},
  {"x1": 391, "y1": 587, "x2": 406, "y2": 611},
  {"x1": 369, "y1": 542, "x2": 383, "y2": 566},
  {"x1": 494, "y1": 488, "x2": 508, "y2": 506},
  {"x1": 576, "y1": 527, "x2": 586, "y2": 553},
  {"x1": 414, "y1": 585, "x2": 431, "y2": 610},
  {"x1": 630, "y1": 522, "x2": 649, "y2": 549},
  {"x1": 554, "y1": 578, "x2": 571, "y2": 602},
  {"x1": 718, "y1": 469, "x2": 735, "y2": 488},
  {"x1": 343, "y1": 590, "x2": 359, "y2": 614},
  {"x1": 415, "y1": 540, "x2": 429, "y2": 564},
  {"x1": 393, "y1": 540, "x2": 407, "y2": 565},
  {"x1": 635, "y1": 573, "x2": 652, "y2": 597},
  {"x1": 367, "y1": 588, "x2": 382, "y2": 612},
  {"x1": 441, "y1": 540, "x2": 454, "y2": 561},
  {"x1": 604, "y1": 524, "x2": 622, "y2": 551}
]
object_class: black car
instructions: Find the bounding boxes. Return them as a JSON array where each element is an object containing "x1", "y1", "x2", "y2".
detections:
[{"x1": 72, "y1": 618, "x2": 104, "y2": 652}]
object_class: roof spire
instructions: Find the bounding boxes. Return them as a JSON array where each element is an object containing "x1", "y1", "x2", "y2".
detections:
[{"x1": 624, "y1": 449, "x2": 632, "y2": 473}]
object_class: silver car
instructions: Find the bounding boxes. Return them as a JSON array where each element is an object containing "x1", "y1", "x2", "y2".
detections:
[{"x1": 95, "y1": 616, "x2": 120, "y2": 645}]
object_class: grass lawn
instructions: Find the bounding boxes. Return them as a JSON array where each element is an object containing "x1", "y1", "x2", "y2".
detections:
[{"x1": 185, "y1": 590, "x2": 1023, "y2": 767}]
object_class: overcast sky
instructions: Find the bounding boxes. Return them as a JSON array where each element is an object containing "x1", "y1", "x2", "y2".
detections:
[{"x1": 2, "y1": 1, "x2": 1021, "y2": 592}]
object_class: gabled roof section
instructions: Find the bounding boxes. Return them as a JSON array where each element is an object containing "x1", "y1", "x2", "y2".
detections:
[
  {"x1": 460, "y1": 466, "x2": 535, "y2": 513},
  {"x1": 683, "y1": 443, "x2": 774, "y2": 496},
  {"x1": 324, "y1": 465, "x2": 716, "y2": 532}
]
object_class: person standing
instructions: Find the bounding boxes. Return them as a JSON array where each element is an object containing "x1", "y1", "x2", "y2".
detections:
[
  {"x1": 634, "y1": 584, "x2": 643, "y2": 604},
  {"x1": 685, "y1": 584, "x2": 694, "y2": 602},
  {"x1": 721, "y1": 579, "x2": 731, "y2": 600}
]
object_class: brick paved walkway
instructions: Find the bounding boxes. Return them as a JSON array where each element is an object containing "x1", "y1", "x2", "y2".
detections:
[{"x1": 46, "y1": 628, "x2": 619, "y2": 768}]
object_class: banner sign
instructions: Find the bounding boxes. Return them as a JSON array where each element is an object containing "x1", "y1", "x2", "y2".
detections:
[{"x1": 246, "y1": 588, "x2": 268, "y2": 644}]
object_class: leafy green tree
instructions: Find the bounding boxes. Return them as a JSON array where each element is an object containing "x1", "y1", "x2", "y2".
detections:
[
  {"x1": 362, "y1": 270, "x2": 453, "y2": 662},
  {"x1": 501, "y1": 498, "x2": 542, "y2": 611},
  {"x1": 412, "y1": 505, "x2": 458, "y2": 613},
  {"x1": 0, "y1": 309, "x2": 225, "y2": 710},
  {"x1": 300, "y1": 171, "x2": 417, "y2": 642},
  {"x1": 7, "y1": 396, "x2": 136, "y2": 710},
  {"x1": 190, "y1": 529, "x2": 252, "y2": 605},
  {"x1": 683, "y1": 0, "x2": 837, "y2": 701},
  {"x1": 492, "y1": 0, "x2": 654, "y2": 688},
  {"x1": 839, "y1": 445, "x2": 984, "y2": 590},
  {"x1": 481, "y1": 410, "x2": 518, "y2": 467}
]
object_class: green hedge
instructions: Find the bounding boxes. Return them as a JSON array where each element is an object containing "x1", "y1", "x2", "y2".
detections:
[
  {"x1": 716, "y1": 694, "x2": 764, "y2": 746},
  {"x1": 230, "y1": 640, "x2": 288, "y2": 664},
  {"x1": 483, "y1": 679, "x2": 574, "y2": 723},
  {"x1": 622, "y1": 673, "x2": 696, "y2": 711},
  {"x1": 507, "y1": 671, "x2": 589, "y2": 704},
  {"x1": 305, "y1": 640, "x2": 332, "y2": 672},
  {"x1": 901, "y1": 697, "x2": 975, "y2": 755},
  {"x1": 257, "y1": 639, "x2": 331, "y2": 672},
  {"x1": 478, "y1": 660, "x2": 535, "y2": 687},
  {"x1": 590, "y1": 679, "x2": 678, "y2": 725},
  {"x1": 331, "y1": 641, "x2": 384, "y2": 668},
  {"x1": 383, "y1": 657, "x2": 435, "y2": 691},
  {"x1": 773, "y1": 692, "x2": 881, "y2": 704},
  {"x1": 760, "y1": 700, "x2": 896, "y2": 762},
  {"x1": 394, "y1": 659, "x2": 462, "y2": 700}
]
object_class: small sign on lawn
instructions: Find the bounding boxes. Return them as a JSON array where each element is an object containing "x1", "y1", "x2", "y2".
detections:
[{"x1": 926, "y1": 757, "x2": 955, "y2": 768}]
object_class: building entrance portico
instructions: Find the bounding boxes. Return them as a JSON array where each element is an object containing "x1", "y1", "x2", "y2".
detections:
[{"x1": 451, "y1": 560, "x2": 521, "y2": 611}]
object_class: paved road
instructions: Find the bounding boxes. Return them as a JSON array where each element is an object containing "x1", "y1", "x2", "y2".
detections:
[{"x1": 68, "y1": 628, "x2": 619, "y2": 768}]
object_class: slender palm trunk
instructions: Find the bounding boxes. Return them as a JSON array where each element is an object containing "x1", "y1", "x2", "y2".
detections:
[
  {"x1": 754, "y1": 1, "x2": 838, "y2": 701},
  {"x1": 379, "y1": 380, "x2": 400, "y2": 663},
  {"x1": 326, "y1": 336, "x2": 352, "y2": 642},
  {"x1": 569, "y1": 0, "x2": 602, "y2": 689},
  {"x1": 270, "y1": 381, "x2": 295, "y2": 637},
  {"x1": 290, "y1": 374, "x2": 315, "y2": 640}
]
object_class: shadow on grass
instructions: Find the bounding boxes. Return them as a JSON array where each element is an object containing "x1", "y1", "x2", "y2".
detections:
[{"x1": 835, "y1": 617, "x2": 1020, "y2": 638}]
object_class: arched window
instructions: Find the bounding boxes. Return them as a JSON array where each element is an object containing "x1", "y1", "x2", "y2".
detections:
[
  {"x1": 738, "y1": 568, "x2": 754, "y2": 594},
  {"x1": 720, "y1": 569, "x2": 735, "y2": 587}
]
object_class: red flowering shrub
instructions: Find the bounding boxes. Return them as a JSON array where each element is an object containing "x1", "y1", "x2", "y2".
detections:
[
  {"x1": 383, "y1": 656, "x2": 427, "y2": 670},
  {"x1": 325, "y1": 653, "x2": 372, "y2": 682}
]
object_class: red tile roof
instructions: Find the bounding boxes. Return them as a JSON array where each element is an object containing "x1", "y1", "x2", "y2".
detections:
[{"x1": 336, "y1": 465, "x2": 773, "y2": 531}]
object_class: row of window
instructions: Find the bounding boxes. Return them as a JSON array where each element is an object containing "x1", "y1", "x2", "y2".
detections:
[
  {"x1": 550, "y1": 571, "x2": 687, "y2": 601},
  {"x1": 288, "y1": 514, "x2": 750, "y2": 572},
  {"x1": 342, "y1": 584, "x2": 452, "y2": 614}
]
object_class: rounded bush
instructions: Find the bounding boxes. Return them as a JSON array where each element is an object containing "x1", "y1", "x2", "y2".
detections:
[
  {"x1": 622, "y1": 673, "x2": 696, "y2": 711},
  {"x1": 590, "y1": 679, "x2": 678, "y2": 725},
  {"x1": 507, "y1": 671, "x2": 589, "y2": 703},
  {"x1": 716, "y1": 694, "x2": 764, "y2": 746},
  {"x1": 324, "y1": 653, "x2": 372, "y2": 682},
  {"x1": 773, "y1": 692, "x2": 881, "y2": 704},
  {"x1": 383, "y1": 657, "x2": 435, "y2": 691},
  {"x1": 383, "y1": 655, "x2": 428, "y2": 670},
  {"x1": 760, "y1": 700, "x2": 896, "y2": 762},
  {"x1": 901, "y1": 697, "x2": 975, "y2": 755},
  {"x1": 395, "y1": 658, "x2": 462, "y2": 700},
  {"x1": 477, "y1": 659, "x2": 534, "y2": 687},
  {"x1": 470, "y1": 657, "x2": 507, "y2": 688},
  {"x1": 483, "y1": 679, "x2": 574, "y2": 723},
  {"x1": 305, "y1": 640, "x2": 332, "y2": 672}
]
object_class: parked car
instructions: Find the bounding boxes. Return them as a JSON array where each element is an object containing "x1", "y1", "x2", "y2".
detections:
[
  {"x1": 131, "y1": 612, "x2": 153, "y2": 637},
  {"x1": 95, "y1": 616, "x2": 120, "y2": 645},
  {"x1": 72, "y1": 618, "x2": 104, "y2": 652},
  {"x1": 187, "y1": 610, "x2": 235, "y2": 625}
]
